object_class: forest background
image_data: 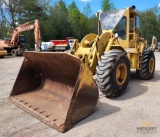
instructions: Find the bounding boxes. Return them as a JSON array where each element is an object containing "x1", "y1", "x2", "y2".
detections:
[{"x1": 0, "y1": 0, "x2": 160, "y2": 48}]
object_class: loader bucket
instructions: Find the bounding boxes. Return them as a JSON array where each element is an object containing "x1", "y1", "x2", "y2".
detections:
[{"x1": 9, "y1": 51, "x2": 98, "y2": 133}]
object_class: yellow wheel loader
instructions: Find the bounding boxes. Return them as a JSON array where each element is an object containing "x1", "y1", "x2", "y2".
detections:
[{"x1": 9, "y1": 6, "x2": 155, "y2": 132}]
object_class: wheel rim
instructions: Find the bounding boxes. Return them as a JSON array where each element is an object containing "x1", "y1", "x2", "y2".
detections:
[
  {"x1": 116, "y1": 63, "x2": 127, "y2": 86},
  {"x1": 149, "y1": 58, "x2": 154, "y2": 73}
]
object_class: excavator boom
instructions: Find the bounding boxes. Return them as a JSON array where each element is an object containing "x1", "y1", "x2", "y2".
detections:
[
  {"x1": 10, "y1": 19, "x2": 41, "y2": 48},
  {"x1": 0, "y1": 19, "x2": 41, "y2": 56}
]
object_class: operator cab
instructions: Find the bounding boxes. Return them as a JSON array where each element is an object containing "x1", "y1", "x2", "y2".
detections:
[
  {"x1": 18, "y1": 35, "x2": 26, "y2": 46},
  {"x1": 99, "y1": 6, "x2": 141, "y2": 48}
]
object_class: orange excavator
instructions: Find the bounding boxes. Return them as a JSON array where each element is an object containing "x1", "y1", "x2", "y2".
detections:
[{"x1": 0, "y1": 19, "x2": 41, "y2": 56}]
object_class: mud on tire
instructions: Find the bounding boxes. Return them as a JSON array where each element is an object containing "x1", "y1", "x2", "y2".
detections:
[
  {"x1": 95, "y1": 49, "x2": 130, "y2": 97},
  {"x1": 136, "y1": 49, "x2": 155, "y2": 80}
]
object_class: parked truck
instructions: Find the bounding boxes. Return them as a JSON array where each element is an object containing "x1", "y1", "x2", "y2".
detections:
[
  {"x1": 49, "y1": 37, "x2": 74, "y2": 51},
  {"x1": 39, "y1": 37, "x2": 74, "y2": 51}
]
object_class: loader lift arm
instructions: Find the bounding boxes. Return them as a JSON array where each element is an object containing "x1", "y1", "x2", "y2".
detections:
[{"x1": 10, "y1": 19, "x2": 41, "y2": 50}]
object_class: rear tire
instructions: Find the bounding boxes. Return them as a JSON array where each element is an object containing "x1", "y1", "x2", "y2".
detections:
[
  {"x1": 96, "y1": 50, "x2": 130, "y2": 97},
  {"x1": 136, "y1": 49, "x2": 155, "y2": 80}
]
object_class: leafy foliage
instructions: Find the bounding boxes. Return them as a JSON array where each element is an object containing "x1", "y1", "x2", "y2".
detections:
[
  {"x1": 0, "y1": 0, "x2": 160, "y2": 48},
  {"x1": 140, "y1": 6, "x2": 160, "y2": 45},
  {"x1": 101, "y1": 0, "x2": 115, "y2": 12}
]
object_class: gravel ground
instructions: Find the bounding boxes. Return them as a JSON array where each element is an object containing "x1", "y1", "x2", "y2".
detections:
[{"x1": 0, "y1": 53, "x2": 160, "y2": 137}]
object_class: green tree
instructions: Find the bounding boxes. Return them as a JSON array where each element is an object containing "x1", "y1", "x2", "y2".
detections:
[
  {"x1": 16, "y1": 0, "x2": 49, "y2": 48},
  {"x1": 140, "y1": 9, "x2": 160, "y2": 45},
  {"x1": 0, "y1": 0, "x2": 20, "y2": 29},
  {"x1": 43, "y1": 0, "x2": 70, "y2": 41},
  {"x1": 68, "y1": 1, "x2": 83, "y2": 40},
  {"x1": 0, "y1": 0, "x2": 117, "y2": 47},
  {"x1": 17, "y1": 0, "x2": 48, "y2": 22},
  {"x1": 83, "y1": 3, "x2": 98, "y2": 35},
  {"x1": 83, "y1": 3, "x2": 92, "y2": 18},
  {"x1": 101, "y1": 0, "x2": 115, "y2": 12}
]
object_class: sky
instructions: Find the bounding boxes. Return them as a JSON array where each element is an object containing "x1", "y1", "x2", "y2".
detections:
[{"x1": 59, "y1": 0, "x2": 160, "y2": 14}]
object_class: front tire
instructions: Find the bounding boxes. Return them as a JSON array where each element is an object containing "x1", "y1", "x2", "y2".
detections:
[
  {"x1": 96, "y1": 50, "x2": 130, "y2": 97},
  {"x1": 11, "y1": 49, "x2": 18, "y2": 56},
  {"x1": 136, "y1": 49, "x2": 155, "y2": 80}
]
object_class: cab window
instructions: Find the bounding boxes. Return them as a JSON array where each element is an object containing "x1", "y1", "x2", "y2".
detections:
[{"x1": 114, "y1": 16, "x2": 127, "y2": 40}]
